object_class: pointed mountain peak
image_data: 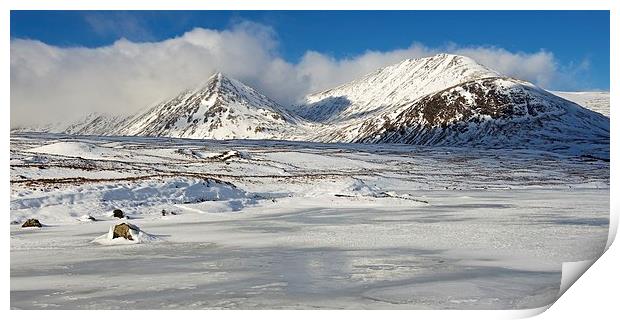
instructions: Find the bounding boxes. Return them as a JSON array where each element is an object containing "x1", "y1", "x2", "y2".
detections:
[
  {"x1": 213, "y1": 71, "x2": 226, "y2": 79},
  {"x1": 206, "y1": 71, "x2": 226, "y2": 83},
  {"x1": 172, "y1": 70, "x2": 298, "y2": 123},
  {"x1": 204, "y1": 71, "x2": 235, "y2": 84},
  {"x1": 197, "y1": 71, "x2": 240, "y2": 95},
  {"x1": 116, "y1": 68, "x2": 303, "y2": 139},
  {"x1": 206, "y1": 71, "x2": 256, "y2": 89}
]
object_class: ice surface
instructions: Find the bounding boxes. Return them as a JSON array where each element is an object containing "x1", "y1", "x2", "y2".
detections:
[{"x1": 10, "y1": 133, "x2": 609, "y2": 309}]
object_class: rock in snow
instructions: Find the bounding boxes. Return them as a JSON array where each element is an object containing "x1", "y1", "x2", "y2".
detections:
[
  {"x1": 112, "y1": 209, "x2": 125, "y2": 219},
  {"x1": 113, "y1": 223, "x2": 139, "y2": 240},
  {"x1": 79, "y1": 215, "x2": 97, "y2": 222},
  {"x1": 21, "y1": 218, "x2": 42, "y2": 228},
  {"x1": 93, "y1": 223, "x2": 158, "y2": 245},
  {"x1": 161, "y1": 209, "x2": 177, "y2": 216}
]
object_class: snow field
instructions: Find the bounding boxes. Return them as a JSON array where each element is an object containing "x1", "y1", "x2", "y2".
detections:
[{"x1": 10, "y1": 133, "x2": 610, "y2": 309}]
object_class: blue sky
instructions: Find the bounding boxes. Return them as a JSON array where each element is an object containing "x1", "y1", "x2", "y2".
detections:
[
  {"x1": 10, "y1": 11, "x2": 610, "y2": 126},
  {"x1": 11, "y1": 10, "x2": 609, "y2": 90}
]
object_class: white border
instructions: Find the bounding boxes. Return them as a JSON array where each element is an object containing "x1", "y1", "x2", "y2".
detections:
[
  {"x1": 2, "y1": 1, "x2": 617, "y2": 319},
  {"x1": 0, "y1": 0, "x2": 615, "y2": 10}
]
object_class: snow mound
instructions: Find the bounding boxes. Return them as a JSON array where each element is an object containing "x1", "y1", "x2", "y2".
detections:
[
  {"x1": 176, "y1": 148, "x2": 252, "y2": 161},
  {"x1": 10, "y1": 177, "x2": 253, "y2": 224},
  {"x1": 102, "y1": 178, "x2": 247, "y2": 204},
  {"x1": 27, "y1": 141, "x2": 119, "y2": 160},
  {"x1": 296, "y1": 178, "x2": 428, "y2": 204},
  {"x1": 208, "y1": 150, "x2": 252, "y2": 161},
  {"x1": 24, "y1": 155, "x2": 49, "y2": 164},
  {"x1": 341, "y1": 178, "x2": 381, "y2": 196},
  {"x1": 300, "y1": 178, "x2": 381, "y2": 198},
  {"x1": 92, "y1": 224, "x2": 160, "y2": 245}
]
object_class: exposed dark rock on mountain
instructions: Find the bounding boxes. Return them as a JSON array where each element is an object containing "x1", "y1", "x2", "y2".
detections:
[{"x1": 337, "y1": 77, "x2": 609, "y2": 157}]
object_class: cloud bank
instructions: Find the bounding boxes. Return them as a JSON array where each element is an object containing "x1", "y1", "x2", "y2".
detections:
[{"x1": 11, "y1": 22, "x2": 591, "y2": 127}]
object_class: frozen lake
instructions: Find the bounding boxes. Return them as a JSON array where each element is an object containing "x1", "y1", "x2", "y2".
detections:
[{"x1": 10, "y1": 133, "x2": 609, "y2": 309}]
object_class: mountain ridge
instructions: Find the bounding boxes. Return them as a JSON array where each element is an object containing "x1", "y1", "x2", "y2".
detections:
[
  {"x1": 12, "y1": 54, "x2": 609, "y2": 157},
  {"x1": 294, "y1": 54, "x2": 500, "y2": 124}
]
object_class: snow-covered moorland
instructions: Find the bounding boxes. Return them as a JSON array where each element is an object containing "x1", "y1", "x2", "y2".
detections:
[{"x1": 10, "y1": 133, "x2": 609, "y2": 309}]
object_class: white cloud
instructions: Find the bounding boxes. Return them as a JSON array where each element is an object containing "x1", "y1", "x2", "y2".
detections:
[{"x1": 10, "y1": 22, "x2": 591, "y2": 128}]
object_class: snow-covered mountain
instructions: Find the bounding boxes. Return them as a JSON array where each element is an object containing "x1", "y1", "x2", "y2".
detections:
[
  {"x1": 14, "y1": 54, "x2": 609, "y2": 157},
  {"x1": 14, "y1": 72, "x2": 307, "y2": 140},
  {"x1": 295, "y1": 54, "x2": 500, "y2": 123},
  {"x1": 11, "y1": 113, "x2": 127, "y2": 136},
  {"x1": 16, "y1": 73, "x2": 309, "y2": 140},
  {"x1": 116, "y1": 73, "x2": 305, "y2": 140},
  {"x1": 296, "y1": 55, "x2": 608, "y2": 157},
  {"x1": 316, "y1": 77, "x2": 609, "y2": 157},
  {"x1": 64, "y1": 113, "x2": 129, "y2": 136},
  {"x1": 550, "y1": 91, "x2": 610, "y2": 117}
]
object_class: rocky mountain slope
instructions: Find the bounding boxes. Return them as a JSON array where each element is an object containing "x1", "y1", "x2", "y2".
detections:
[
  {"x1": 64, "y1": 113, "x2": 129, "y2": 136},
  {"x1": 315, "y1": 77, "x2": 609, "y2": 157},
  {"x1": 294, "y1": 54, "x2": 500, "y2": 123}
]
